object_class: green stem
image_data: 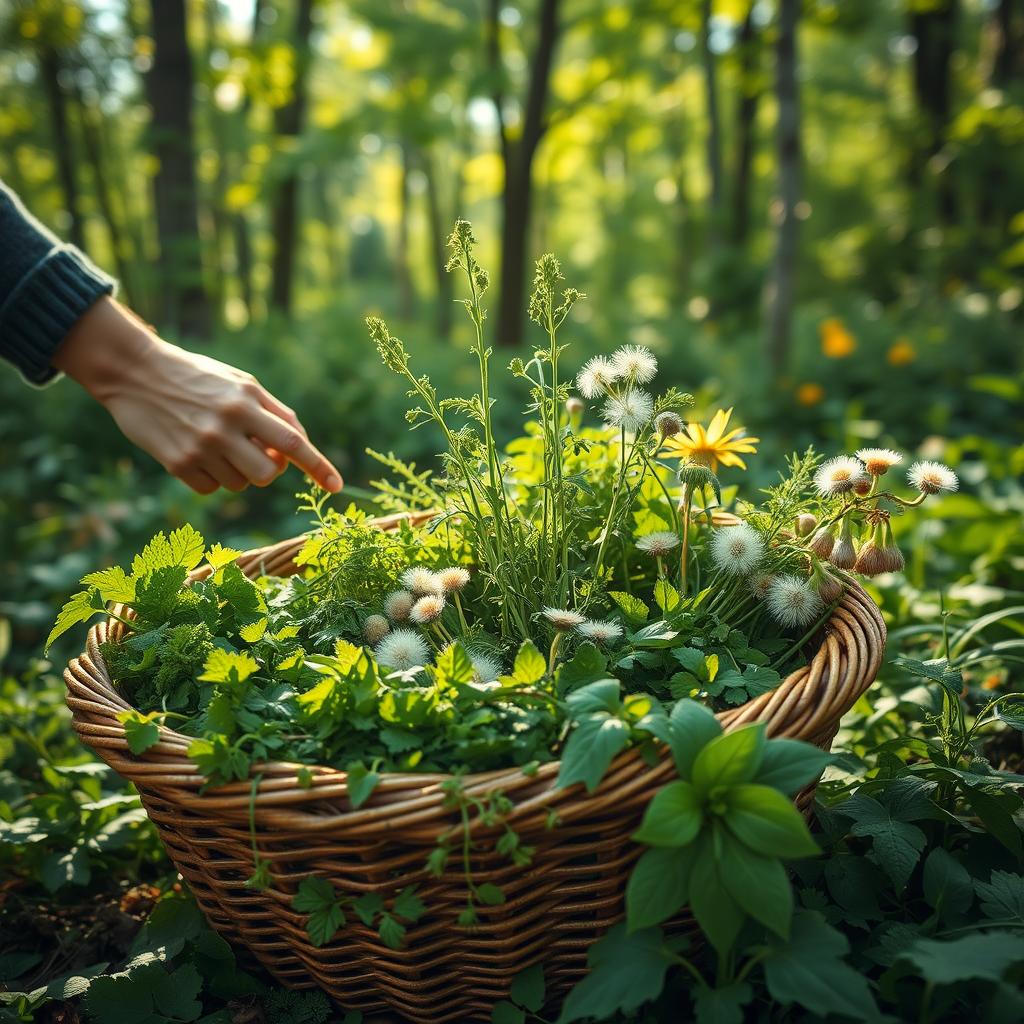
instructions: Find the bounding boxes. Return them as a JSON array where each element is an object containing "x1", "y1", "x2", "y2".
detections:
[{"x1": 680, "y1": 482, "x2": 693, "y2": 594}]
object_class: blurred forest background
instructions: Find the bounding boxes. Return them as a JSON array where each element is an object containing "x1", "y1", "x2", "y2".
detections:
[{"x1": 1, "y1": 0, "x2": 1023, "y2": 668}]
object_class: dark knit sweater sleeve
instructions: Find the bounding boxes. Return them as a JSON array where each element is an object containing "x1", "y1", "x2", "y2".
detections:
[{"x1": 0, "y1": 179, "x2": 115, "y2": 385}]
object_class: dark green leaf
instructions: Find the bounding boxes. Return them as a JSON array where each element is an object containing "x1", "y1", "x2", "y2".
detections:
[
  {"x1": 509, "y1": 963, "x2": 545, "y2": 1012},
  {"x1": 626, "y1": 845, "x2": 696, "y2": 932},
  {"x1": 665, "y1": 699, "x2": 722, "y2": 779},
  {"x1": 691, "y1": 725, "x2": 766, "y2": 794},
  {"x1": 692, "y1": 982, "x2": 753, "y2": 1024},
  {"x1": 719, "y1": 835, "x2": 794, "y2": 939},
  {"x1": 632, "y1": 781, "x2": 702, "y2": 847},
  {"x1": 723, "y1": 785, "x2": 819, "y2": 859},
  {"x1": 757, "y1": 739, "x2": 831, "y2": 795}
]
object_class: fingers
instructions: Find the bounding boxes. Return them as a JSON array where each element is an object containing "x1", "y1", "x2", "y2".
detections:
[
  {"x1": 256, "y1": 387, "x2": 308, "y2": 438},
  {"x1": 224, "y1": 437, "x2": 287, "y2": 487},
  {"x1": 245, "y1": 407, "x2": 343, "y2": 492},
  {"x1": 206, "y1": 456, "x2": 250, "y2": 493},
  {"x1": 175, "y1": 465, "x2": 220, "y2": 495}
]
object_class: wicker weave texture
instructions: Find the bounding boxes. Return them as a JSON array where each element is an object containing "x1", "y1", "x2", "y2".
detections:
[{"x1": 64, "y1": 516, "x2": 886, "y2": 1022}]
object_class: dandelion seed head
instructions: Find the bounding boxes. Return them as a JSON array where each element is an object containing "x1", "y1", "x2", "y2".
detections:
[
  {"x1": 376, "y1": 629, "x2": 430, "y2": 671},
  {"x1": 363, "y1": 614, "x2": 390, "y2": 646},
  {"x1": 636, "y1": 531, "x2": 680, "y2": 557},
  {"x1": 469, "y1": 651, "x2": 503, "y2": 685},
  {"x1": 401, "y1": 567, "x2": 444, "y2": 596},
  {"x1": 576, "y1": 619, "x2": 624, "y2": 644},
  {"x1": 814, "y1": 456, "x2": 869, "y2": 497},
  {"x1": 543, "y1": 607, "x2": 586, "y2": 631},
  {"x1": 577, "y1": 355, "x2": 620, "y2": 399},
  {"x1": 908, "y1": 460, "x2": 958, "y2": 495},
  {"x1": 602, "y1": 388, "x2": 654, "y2": 431},
  {"x1": 766, "y1": 575, "x2": 824, "y2": 628},
  {"x1": 410, "y1": 594, "x2": 447, "y2": 624},
  {"x1": 856, "y1": 448, "x2": 903, "y2": 477},
  {"x1": 384, "y1": 590, "x2": 414, "y2": 622},
  {"x1": 710, "y1": 521, "x2": 765, "y2": 575},
  {"x1": 611, "y1": 345, "x2": 658, "y2": 383},
  {"x1": 437, "y1": 566, "x2": 471, "y2": 593},
  {"x1": 654, "y1": 411, "x2": 683, "y2": 439}
]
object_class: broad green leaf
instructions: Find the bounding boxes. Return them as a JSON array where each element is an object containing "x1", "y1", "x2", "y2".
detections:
[
  {"x1": 692, "y1": 982, "x2": 753, "y2": 1024},
  {"x1": 509, "y1": 963, "x2": 545, "y2": 1013},
  {"x1": 629, "y1": 620, "x2": 679, "y2": 648},
  {"x1": 557, "y1": 924, "x2": 677, "y2": 1023},
  {"x1": 654, "y1": 579, "x2": 680, "y2": 613},
  {"x1": 976, "y1": 871, "x2": 1024, "y2": 920},
  {"x1": 763, "y1": 911, "x2": 878, "y2": 1021},
  {"x1": 80, "y1": 566, "x2": 136, "y2": 604},
  {"x1": 723, "y1": 785, "x2": 819, "y2": 859},
  {"x1": 85, "y1": 973, "x2": 154, "y2": 1024},
  {"x1": 435, "y1": 641, "x2": 475, "y2": 688},
  {"x1": 962, "y1": 785, "x2": 1023, "y2": 858},
  {"x1": 476, "y1": 883, "x2": 506, "y2": 906},
  {"x1": 492, "y1": 1002, "x2": 526, "y2": 1024},
  {"x1": 901, "y1": 932, "x2": 1024, "y2": 984},
  {"x1": 688, "y1": 836, "x2": 743, "y2": 956},
  {"x1": 40, "y1": 846, "x2": 90, "y2": 892},
  {"x1": 345, "y1": 762, "x2": 380, "y2": 809},
  {"x1": 556, "y1": 643, "x2": 608, "y2": 691},
  {"x1": 626, "y1": 845, "x2": 696, "y2": 932},
  {"x1": 843, "y1": 795, "x2": 926, "y2": 890},
  {"x1": 665, "y1": 699, "x2": 722, "y2": 779},
  {"x1": 46, "y1": 590, "x2": 103, "y2": 651},
  {"x1": 757, "y1": 739, "x2": 832, "y2": 795},
  {"x1": 292, "y1": 876, "x2": 336, "y2": 913},
  {"x1": 378, "y1": 913, "x2": 406, "y2": 949},
  {"x1": 556, "y1": 715, "x2": 630, "y2": 792},
  {"x1": 718, "y1": 835, "x2": 793, "y2": 938},
  {"x1": 150, "y1": 962, "x2": 203, "y2": 1021},
  {"x1": 205, "y1": 543, "x2": 242, "y2": 571},
  {"x1": 922, "y1": 848, "x2": 974, "y2": 919},
  {"x1": 691, "y1": 724, "x2": 766, "y2": 794},
  {"x1": 393, "y1": 886, "x2": 427, "y2": 922},
  {"x1": 168, "y1": 525, "x2": 206, "y2": 570},
  {"x1": 511, "y1": 640, "x2": 546, "y2": 686},
  {"x1": 632, "y1": 781, "x2": 703, "y2": 847},
  {"x1": 609, "y1": 591, "x2": 649, "y2": 623},
  {"x1": 292, "y1": 877, "x2": 345, "y2": 947},
  {"x1": 566, "y1": 679, "x2": 621, "y2": 716},
  {"x1": 199, "y1": 649, "x2": 260, "y2": 686}
]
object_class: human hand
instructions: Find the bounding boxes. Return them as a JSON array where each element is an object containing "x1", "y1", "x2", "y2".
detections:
[{"x1": 52, "y1": 298, "x2": 343, "y2": 495}]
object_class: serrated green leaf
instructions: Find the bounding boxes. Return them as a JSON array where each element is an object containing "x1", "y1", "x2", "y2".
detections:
[
  {"x1": 80, "y1": 566, "x2": 136, "y2": 604},
  {"x1": 46, "y1": 589, "x2": 104, "y2": 651},
  {"x1": 393, "y1": 886, "x2": 427, "y2": 922},
  {"x1": 609, "y1": 591, "x2": 649, "y2": 622},
  {"x1": 510, "y1": 640, "x2": 546, "y2": 686},
  {"x1": 378, "y1": 913, "x2": 406, "y2": 949},
  {"x1": 117, "y1": 710, "x2": 161, "y2": 755},
  {"x1": 199, "y1": 649, "x2": 259, "y2": 685}
]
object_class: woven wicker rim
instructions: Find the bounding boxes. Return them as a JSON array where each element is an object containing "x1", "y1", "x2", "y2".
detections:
[{"x1": 65, "y1": 510, "x2": 886, "y2": 834}]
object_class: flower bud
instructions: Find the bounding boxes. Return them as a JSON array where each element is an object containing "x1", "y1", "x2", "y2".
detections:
[
  {"x1": 853, "y1": 476, "x2": 873, "y2": 496},
  {"x1": 828, "y1": 520, "x2": 857, "y2": 570},
  {"x1": 810, "y1": 561, "x2": 844, "y2": 604},
  {"x1": 654, "y1": 411, "x2": 683, "y2": 439},
  {"x1": 854, "y1": 523, "x2": 887, "y2": 576},
  {"x1": 808, "y1": 525, "x2": 835, "y2": 559},
  {"x1": 796, "y1": 513, "x2": 818, "y2": 537}
]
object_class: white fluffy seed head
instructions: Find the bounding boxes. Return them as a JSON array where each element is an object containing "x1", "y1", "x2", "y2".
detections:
[
  {"x1": 437, "y1": 566, "x2": 471, "y2": 593},
  {"x1": 577, "y1": 619, "x2": 624, "y2": 644},
  {"x1": 577, "y1": 355, "x2": 620, "y2": 399},
  {"x1": 376, "y1": 629, "x2": 430, "y2": 671},
  {"x1": 908, "y1": 460, "x2": 959, "y2": 495},
  {"x1": 544, "y1": 607, "x2": 586, "y2": 631},
  {"x1": 410, "y1": 594, "x2": 446, "y2": 625},
  {"x1": 654, "y1": 410, "x2": 683, "y2": 439},
  {"x1": 363, "y1": 614, "x2": 390, "y2": 646},
  {"x1": 384, "y1": 590, "x2": 414, "y2": 622},
  {"x1": 401, "y1": 567, "x2": 444, "y2": 595},
  {"x1": 709, "y1": 521, "x2": 765, "y2": 575},
  {"x1": 814, "y1": 456, "x2": 869, "y2": 497},
  {"x1": 611, "y1": 345, "x2": 658, "y2": 383},
  {"x1": 856, "y1": 448, "x2": 903, "y2": 477},
  {"x1": 766, "y1": 575, "x2": 824, "y2": 628},
  {"x1": 469, "y1": 651, "x2": 503, "y2": 685},
  {"x1": 636, "y1": 531, "x2": 680, "y2": 557},
  {"x1": 602, "y1": 389, "x2": 654, "y2": 431}
]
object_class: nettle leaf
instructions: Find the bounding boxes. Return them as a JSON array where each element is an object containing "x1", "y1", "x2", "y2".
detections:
[
  {"x1": 995, "y1": 696, "x2": 1024, "y2": 731},
  {"x1": 841, "y1": 794, "x2": 927, "y2": 890},
  {"x1": 976, "y1": 870, "x2": 1024, "y2": 920},
  {"x1": 353, "y1": 892, "x2": 385, "y2": 927},
  {"x1": 393, "y1": 886, "x2": 427, "y2": 923},
  {"x1": 239, "y1": 617, "x2": 268, "y2": 643},
  {"x1": 510, "y1": 641, "x2": 546, "y2": 686},
  {"x1": 922, "y1": 848, "x2": 974, "y2": 919},
  {"x1": 205, "y1": 543, "x2": 242, "y2": 572},
  {"x1": 46, "y1": 589, "x2": 104, "y2": 650},
  {"x1": 378, "y1": 913, "x2": 406, "y2": 950},
  {"x1": 629, "y1": 620, "x2": 679, "y2": 648},
  {"x1": 475, "y1": 883, "x2": 506, "y2": 906},
  {"x1": 132, "y1": 565, "x2": 189, "y2": 626},
  {"x1": 199, "y1": 649, "x2": 260, "y2": 685},
  {"x1": 892, "y1": 656, "x2": 964, "y2": 698},
  {"x1": 763, "y1": 911, "x2": 879, "y2": 1022},
  {"x1": 117, "y1": 710, "x2": 162, "y2": 755},
  {"x1": 609, "y1": 591, "x2": 649, "y2": 623},
  {"x1": 131, "y1": 526, "x2": 205, "y2": 577},
  {"x1": 557, "y1": 923, "x2": 679, "y2": 1023},
  {"x1": 900, "y1": 932, "x2": 1024, "y2": 984},
  {"x1": 292, "y1": 877, "x2": 346, "y2": 947},
  {"x1": 80, "y1": 565, "x2": 136, "y2": 604},
  {"x1": 665, "y1": 699, "x2": 722, "y2": 779},
  {"x1": 557, "y1": 643, "x2": 608, "y2": 692},
  {"x1": 758, "y1": 739, "x2": 833, "y2": 796},
  {"x1": 691, "y1": 724, "x2": 766, "y2": 794},
  {"x1": 626, "y1": 845, "x2": 697, "y2": 932},
  {"x1": 654, "y1": 579, "x2": 681, "y2": 613},
  {"x1": 632, "y1": 781, "x2": 703, "y2": 848}
]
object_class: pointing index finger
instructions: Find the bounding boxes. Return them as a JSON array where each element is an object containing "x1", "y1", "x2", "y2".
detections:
[{"x1": 248, "y1": 408, "x2": 342, "y2": 492}]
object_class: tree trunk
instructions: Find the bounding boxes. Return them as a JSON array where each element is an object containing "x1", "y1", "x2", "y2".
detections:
[
  {"x1": 421, "y1": 147, "x2": 452, "y2": 339},
  {"x1": 765, "y1": 0, "x2": 801, "y2": 376},
  {"x1": 39, "y1": 47, "x2": 85, "y2": 249},
  {"x1": 269, "y1": 0, "x2": 315, "y2": 315},
  {"x1": 989, "y1": 0, "x2": 1022, "y2": 87},
  {"x1": 490, "y1": 0, "x2": 560, "y2": 347},
  {"x1": 700, "y1": 0, "x2": 724, "y2": 243},
  {"x1": 910, "y1": 1, "x2": 957, "y2": 224},
  {"x1": 396, "y1": 140, "x2": 416, "y2": 319},
  {"x1": 730, "y1": 3, "x2": 761, "y2": 246},
  {"x1": 71, "y1": 81, "x2": 133, "y2": 295},
  {"x1": 144, "y1": 0, "x2": 210, "y2": 337}
]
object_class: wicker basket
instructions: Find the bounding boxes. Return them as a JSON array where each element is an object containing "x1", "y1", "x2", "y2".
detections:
[{"x1": 64, "y1": 513, "x2": 886, "y2": 1023}]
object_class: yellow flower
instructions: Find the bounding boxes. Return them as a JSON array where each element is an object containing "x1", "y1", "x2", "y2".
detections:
[
  {"x1": 662, "y1": 407, "x2": 759, "y2": 471},
  {"x1": 887, "y1": 338, "x2": 916, "y2": 365},
  {"x1": 796, "y1": 383, "x2": 825, "y2": 406},
  {"x1": 820, "y1": 318, "x2": 856, "y2": 358}
]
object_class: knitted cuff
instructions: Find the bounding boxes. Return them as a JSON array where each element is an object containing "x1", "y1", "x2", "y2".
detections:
[{"x1": 0, "y1": 246, "x2": 115, "y2": 386}]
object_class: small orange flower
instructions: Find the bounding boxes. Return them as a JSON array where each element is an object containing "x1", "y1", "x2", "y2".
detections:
[
  {"x1": 796, "y1": 383, "x2": 824, "y2": 406},
  {"x1": 887, "y1": 338, "x2": 916, "y2": 365},
  {"x1": 820, "y1": 318, "x2": 856, "y2": 358}
]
